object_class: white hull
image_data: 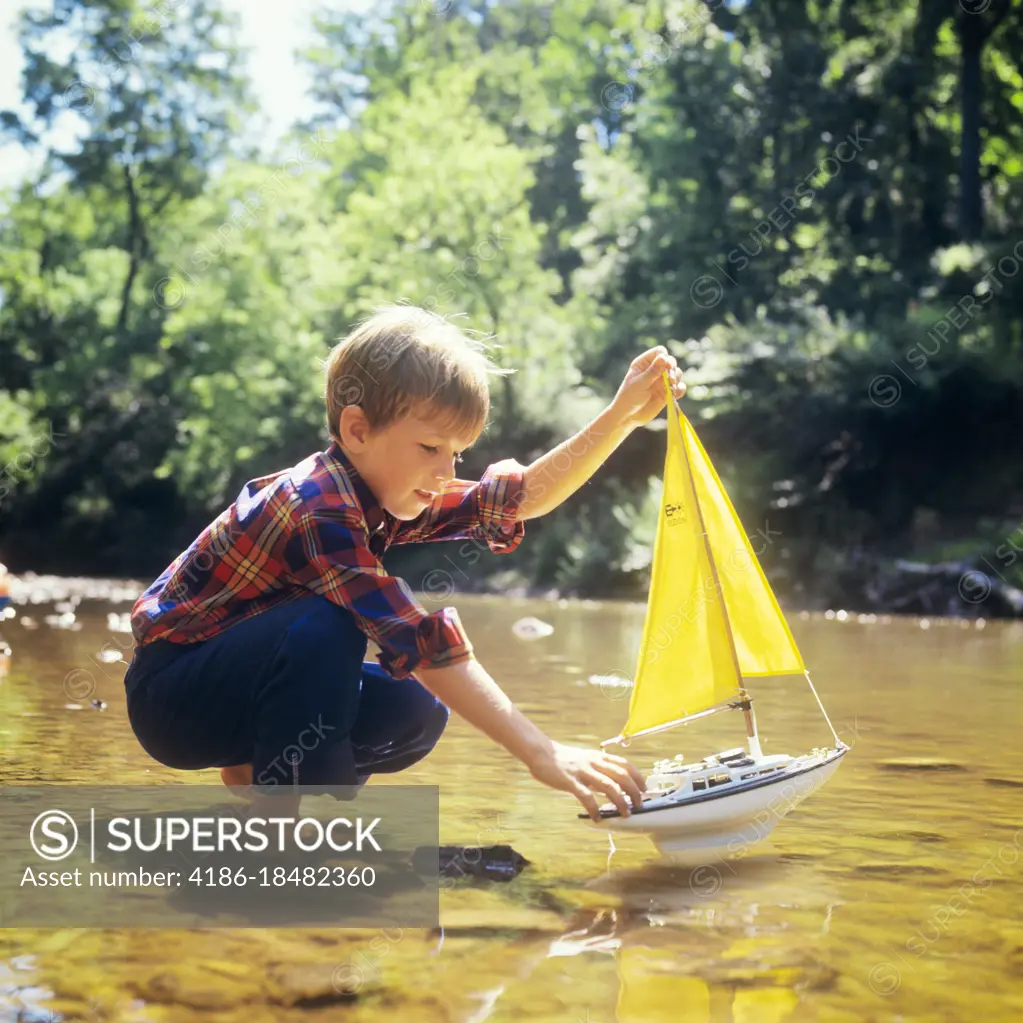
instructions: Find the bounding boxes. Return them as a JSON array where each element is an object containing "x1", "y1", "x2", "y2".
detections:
[{"x1": 591, "y1": 745, "x2": 846, "y2": 860}]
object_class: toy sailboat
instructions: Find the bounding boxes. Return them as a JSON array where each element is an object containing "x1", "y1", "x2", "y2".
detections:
[{"x1": 588, "y1": 374, "x2": 847, "y2": 858}]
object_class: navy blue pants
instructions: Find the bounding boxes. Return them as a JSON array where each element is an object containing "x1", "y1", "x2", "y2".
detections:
[{"x1": 123, "y1": 594, "x2": 449, "y2": 793}]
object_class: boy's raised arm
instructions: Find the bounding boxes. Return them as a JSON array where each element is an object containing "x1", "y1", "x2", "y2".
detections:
[
  {"x1": 517, "y1": 347, "x2": 686, "y2": 521},
  {"x1": 414, "y1": 657, "x2": 646, "y2": 821}
]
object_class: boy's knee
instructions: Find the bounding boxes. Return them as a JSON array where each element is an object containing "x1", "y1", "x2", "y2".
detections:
[
  {"x1": 283, "y1": 596, "x2": 365, "y2": 659},
  {"x1": 421, "y1": 699, "x2": 449, "y2": 746},
  {"x1": 400, "y1": 681, "x2": 449, "y2": 747}
]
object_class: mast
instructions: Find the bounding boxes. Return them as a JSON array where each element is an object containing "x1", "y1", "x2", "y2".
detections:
[{"x1": 666, "y1": 381, "x2": 762, "y2": 757}]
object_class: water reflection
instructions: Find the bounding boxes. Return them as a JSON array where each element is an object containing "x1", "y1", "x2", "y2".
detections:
[{"x1": 544, "y1": 854, "x2": 842, "y2": 1023}]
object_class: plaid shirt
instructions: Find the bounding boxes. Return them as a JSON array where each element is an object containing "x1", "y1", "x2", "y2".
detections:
[{"x1": 129, "y1": 439, "x2": 527, "y2": 679}]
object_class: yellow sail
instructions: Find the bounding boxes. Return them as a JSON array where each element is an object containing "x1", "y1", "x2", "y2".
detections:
[
  {"x1": 683, "y1": 401, "x2": 805, "y2": 678},
  {"x1": 621, "y1": 374, "x2": 804, "y2": 740}
]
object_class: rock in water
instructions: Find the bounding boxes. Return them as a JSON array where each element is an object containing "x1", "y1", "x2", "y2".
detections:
[
  {"x1": 511, "y1": 616, "x2": 554, "y2": 640},
  {"x1": 412, "y1": 845, "x2": 530, "y2": 882}
]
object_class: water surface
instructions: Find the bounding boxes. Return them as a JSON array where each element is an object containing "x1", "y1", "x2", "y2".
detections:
[{"x1": 1, "y1": 585, "x2": 1022, "y2": 1022}]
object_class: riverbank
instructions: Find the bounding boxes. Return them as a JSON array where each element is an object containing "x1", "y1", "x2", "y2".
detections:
[{"x1": 3, "y1": 553, "x2": 1022, "y2": 622}]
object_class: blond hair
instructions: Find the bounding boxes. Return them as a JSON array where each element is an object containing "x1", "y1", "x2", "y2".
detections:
[{"x1": 323, "y1": 305, "x2": 513, "y2": 444}]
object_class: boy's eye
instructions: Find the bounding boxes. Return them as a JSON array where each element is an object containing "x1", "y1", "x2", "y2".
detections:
[{"x1": 420, "y1": 444, "x2": 464, "y2": 464}]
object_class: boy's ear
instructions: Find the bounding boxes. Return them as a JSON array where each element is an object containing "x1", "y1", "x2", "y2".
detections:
[{"x1": 338, "y1": 405, "x2": 372, "y2": 451}]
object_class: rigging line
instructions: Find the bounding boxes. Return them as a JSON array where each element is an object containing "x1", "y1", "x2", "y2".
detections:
[
  {"x1": 803, "y1": 669, "x2": 845, "y2": 747},
  {"x1": 602, "y1": 699, "x2": 740, "y2": 747}
]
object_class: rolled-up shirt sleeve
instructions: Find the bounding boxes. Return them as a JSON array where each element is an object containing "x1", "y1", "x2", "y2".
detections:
[
  {"x1": 474, "y1": 458, "x2": 527, "y2": 553},
  {"x1": 389, "y1": 457, "x2": 527, "y2": 553},
  {"x1": 283, "y1": 507, "x2": 474, "y2": 680}
]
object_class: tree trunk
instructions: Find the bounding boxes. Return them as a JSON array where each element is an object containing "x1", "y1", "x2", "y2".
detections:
[
  {"x1": 117, "y1": 163, "x2": 143, "y2": 335},
  {"x1": 958, "y1": 12, "x2": 984, "y2": 240}
]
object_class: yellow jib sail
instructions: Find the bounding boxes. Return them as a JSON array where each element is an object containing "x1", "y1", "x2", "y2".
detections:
[{"x1": 621, "y1": 374, "x2": 805, "y2": 740}]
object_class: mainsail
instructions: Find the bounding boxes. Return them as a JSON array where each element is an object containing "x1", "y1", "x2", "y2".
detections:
[{"x1": 617, "y1": 374, "x2": 806, "y2": 742}]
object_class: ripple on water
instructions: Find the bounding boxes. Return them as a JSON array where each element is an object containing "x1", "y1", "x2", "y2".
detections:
[
  {"x1": 850, "y1": 863, "x2": 947, "y2": 877},
  {"x1": 877, "y1": 757, "x2": 967, "y2": 771},
  {"x1": 874, "y1": 830, "x2": 947, "y2": 844}
]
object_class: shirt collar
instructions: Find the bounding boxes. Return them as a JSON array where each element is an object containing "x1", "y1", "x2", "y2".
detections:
[{"x1": 325, "y1": 439, "x2": 389, "y2": 536}]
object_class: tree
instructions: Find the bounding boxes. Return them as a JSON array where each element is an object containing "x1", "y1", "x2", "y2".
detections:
[{"x1": 0, "y1": 0, "x2": 251, "y2": 567}]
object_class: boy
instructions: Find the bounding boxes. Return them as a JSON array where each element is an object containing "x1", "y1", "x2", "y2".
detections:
[{"x1": 124, "y1": 306, "x2": 685, "y2": 821}]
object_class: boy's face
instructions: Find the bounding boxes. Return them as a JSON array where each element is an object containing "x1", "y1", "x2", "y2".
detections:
[{"x1": 338, "y1": 403, "x2": 479, "y2": 521}]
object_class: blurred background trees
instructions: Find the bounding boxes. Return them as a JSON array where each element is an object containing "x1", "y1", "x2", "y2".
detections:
[{"x1": 2, "y1": 0, "x2": 1022, "y2": 612}]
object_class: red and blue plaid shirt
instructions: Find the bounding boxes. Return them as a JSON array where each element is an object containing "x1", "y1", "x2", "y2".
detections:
[{"x1": 129, "y1": 439, "x2": 527, "y2": 679}]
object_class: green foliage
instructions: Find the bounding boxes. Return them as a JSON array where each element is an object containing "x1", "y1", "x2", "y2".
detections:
[{"x1": 1, "y1": 0, "x2": 1023, "y2": 610}]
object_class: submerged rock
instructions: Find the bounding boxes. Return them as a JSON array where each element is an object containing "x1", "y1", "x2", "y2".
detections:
[
  {"x1": 266, "y1": 962, "x2": 358, "y2": 1008},
  {"x1": 439, "y1": 887, "x2": 564, "y2": 933},
  {"x1": 133, "y1": 964, "x2": 255, "y2": 1010}
]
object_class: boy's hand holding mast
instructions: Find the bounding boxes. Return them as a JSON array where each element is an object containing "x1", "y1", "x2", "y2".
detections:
[
  {"x1": 417, "y1": 346, "x2": 686, "y2": 823},
  {"x1": 514, "y1": 346, "x2": 686, "y2": 522}
]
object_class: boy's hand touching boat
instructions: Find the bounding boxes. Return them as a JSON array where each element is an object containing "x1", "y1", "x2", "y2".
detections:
[
  {"x1": 414, "y1": 658, "x2": 647, "y2": 822},
  {"x1": 611, "y1": 346, "x2": 686, "y2": 429},
  {"x1": 528, "y1": 742, "x2": 648, "y2": 822}
]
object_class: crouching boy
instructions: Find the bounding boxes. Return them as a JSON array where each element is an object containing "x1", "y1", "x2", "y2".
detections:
[{"x1": 124, "y1": 306, "x2": 684, "y2": 820}]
